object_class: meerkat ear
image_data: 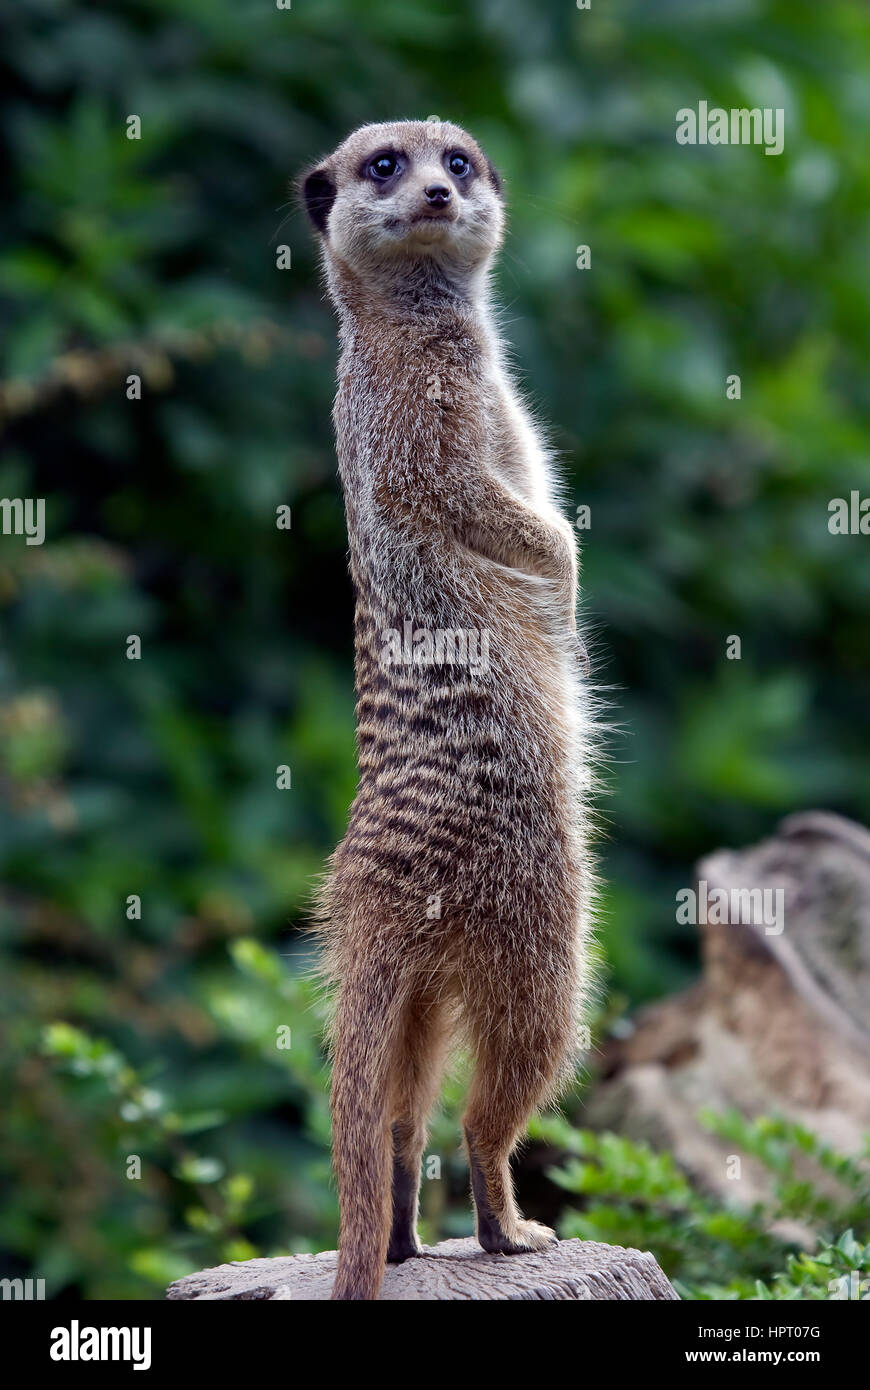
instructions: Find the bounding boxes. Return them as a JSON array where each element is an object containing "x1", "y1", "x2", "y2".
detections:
[
  {"x1": 486, "y1": 158, "x2": 503, "y2": 197},
  {"x1": 301, "y1": 166, "x2": 337, "y2": 234}
]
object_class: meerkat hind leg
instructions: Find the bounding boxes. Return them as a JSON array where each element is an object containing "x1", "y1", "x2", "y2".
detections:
[
  {"x1": 388, "y1": 1122, "x2": 424, "y2": 1263},
  {"x1": 463, "y1": 1017, "x2": 571, "y2": 1255},
  {"x1": 387, "y1": 994, "x2": 453, "y2": 1262}
]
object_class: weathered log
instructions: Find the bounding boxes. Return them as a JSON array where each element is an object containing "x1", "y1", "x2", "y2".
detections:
[
  {"x1": 587, "y1": 811, "x2": 870, "y2": 1205},
  {"x1": 166, "y1": 1237, "x2": 678, "y2": 1301}
]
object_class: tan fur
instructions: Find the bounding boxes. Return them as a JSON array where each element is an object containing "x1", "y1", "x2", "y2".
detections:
[{"x1": 300, "y1": 120, "x2": 598, "y2": 1300}]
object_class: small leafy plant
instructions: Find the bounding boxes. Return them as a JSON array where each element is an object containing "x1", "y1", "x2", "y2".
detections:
[{"x1": 531, "y1": 1111, "x2": 870, "y2": 1299}]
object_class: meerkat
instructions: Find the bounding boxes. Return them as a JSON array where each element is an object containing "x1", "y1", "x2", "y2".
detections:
[{"x1": 300, "y1": 119, "x2": 597, "y2": 1301}]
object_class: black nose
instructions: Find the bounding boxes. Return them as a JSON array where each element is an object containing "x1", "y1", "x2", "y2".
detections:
[{"x1": 424, "y1": 183, "x2": 451, "y2": 207}]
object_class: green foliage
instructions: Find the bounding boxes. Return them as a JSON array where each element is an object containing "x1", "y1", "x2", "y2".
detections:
[
  {"x1": 756, "y1": 1231, "x2": 870, "y2": 1301},
  {"x1": 2, "y1": 0, "x2": 869, "y2": 1296},
  {"x1": 9, "y1": 939, "x2": 333, "y2": 1297},
  {"x1": 702, "y1": 1111, "x2": 870, "y2": 1232},
  {"x1": 532, "y1": 1113, "x2": 870, "y2": 1299}
]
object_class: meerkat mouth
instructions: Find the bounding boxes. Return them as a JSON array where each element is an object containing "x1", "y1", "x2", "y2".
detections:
[
  {"x1": 405, "y1": 215, "x2": 458, "y2": 241},
  {"x1": 381, "y1": 213, "x2": 458, "y2": 239},
  {"x1": 392, "y1": 212, "x2": 458, "y2": 230}
]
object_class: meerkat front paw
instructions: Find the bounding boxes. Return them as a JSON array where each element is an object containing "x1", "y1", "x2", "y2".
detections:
[
  {"x1": 478, "y1": 1218, "x2": 558, "y2": 1256},
  {"x1": 549, "y1": 516, "x2": 578, "y2": 587}
]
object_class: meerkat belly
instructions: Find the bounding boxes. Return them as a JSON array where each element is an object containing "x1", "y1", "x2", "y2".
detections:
[{"x1": 334, "y1": 561, "x2": 585, "y2": 932}]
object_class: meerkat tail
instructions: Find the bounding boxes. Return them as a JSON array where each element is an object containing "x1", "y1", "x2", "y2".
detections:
[{"x1": 329, "y1": 957, "x2": 411, "y2": 1301}]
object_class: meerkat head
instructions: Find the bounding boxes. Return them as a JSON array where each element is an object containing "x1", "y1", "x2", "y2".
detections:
[{"x1": 300, "y1": 119, "x2": 504, "y2": 292}]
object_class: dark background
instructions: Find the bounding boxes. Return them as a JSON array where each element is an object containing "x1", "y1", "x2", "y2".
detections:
[{"x1": 1, "y1": 0, "x2": 868, "y2": 1297}]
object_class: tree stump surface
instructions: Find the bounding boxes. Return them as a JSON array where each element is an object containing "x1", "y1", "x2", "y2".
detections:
[
  {"x1": 166, "y1": 1237, "x2": 679, "y2": 1301},
  {"x1": 588, "y1": 810, "x2": 870, "y2": 1215}
]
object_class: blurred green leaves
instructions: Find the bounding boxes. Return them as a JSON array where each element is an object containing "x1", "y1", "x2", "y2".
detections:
[{"x1": 533, "y1": 1112, "x2": 870, "y2": 1299}]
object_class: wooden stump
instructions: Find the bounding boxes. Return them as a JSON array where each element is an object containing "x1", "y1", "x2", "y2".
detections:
[
  {"x1": 166, "y1": 1237, "x2": 678, "y2": 1301},
  {"x1": 587, "y1": 810, "x2": 870, "y2": 1206}
]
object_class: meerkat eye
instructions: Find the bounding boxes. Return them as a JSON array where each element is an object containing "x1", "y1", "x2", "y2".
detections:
[
  {"x1": 447, "y1": 152, "x2": 470, "y2": 178},
  {"x1": 368, "y1": 153, "x2": 399, "y2": 181}
]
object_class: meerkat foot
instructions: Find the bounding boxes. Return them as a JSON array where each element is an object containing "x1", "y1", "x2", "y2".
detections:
[
  {"x1": 387, "y1": 1232, "x2": 423, "y2": 1263},
  {"x1": 467, "y1": 1134, "x2": 558, "y2": 1255},
  {"x1": 475, "y1": 1217, "x2": 555, "y2": 1262},
  {"x1": 478, "y1": 1218, "x2": 558, "y2": 1256}
]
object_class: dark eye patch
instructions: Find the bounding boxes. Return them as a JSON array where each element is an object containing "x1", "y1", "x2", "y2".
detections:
[
  {"x1": 362, "y1": 150, "x2": 405, "y2": 182},
  {"x1": 446, "y1": 150, "x2": 472, "y2": 179}
]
